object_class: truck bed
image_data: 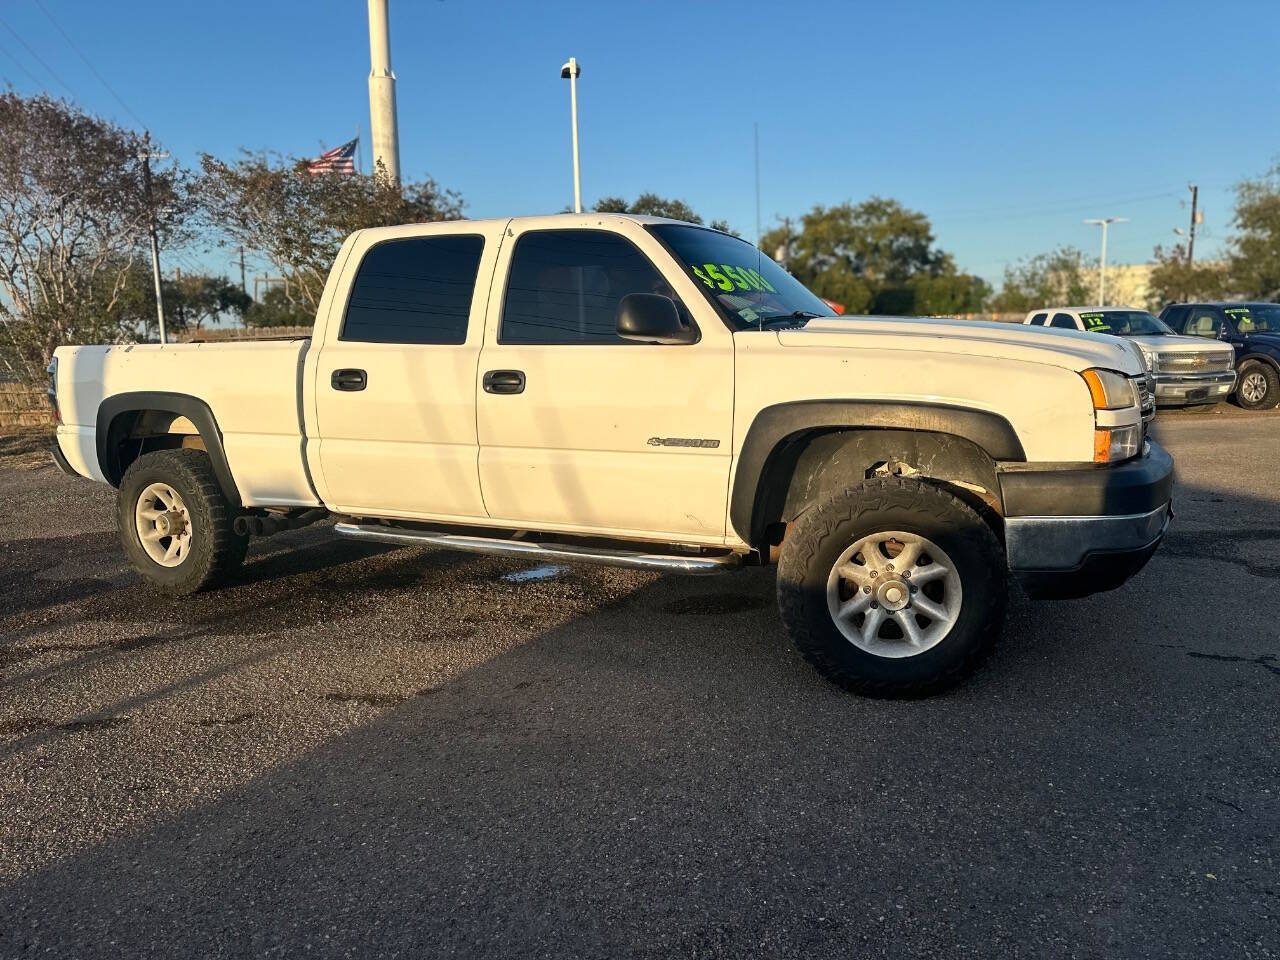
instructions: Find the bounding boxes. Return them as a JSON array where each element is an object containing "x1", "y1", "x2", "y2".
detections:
[{"x1": 54, "y1": 339, "x2": 319, "y2": 507}]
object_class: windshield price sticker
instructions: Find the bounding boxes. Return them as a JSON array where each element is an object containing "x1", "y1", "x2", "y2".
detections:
[
  {"x1": 691, "y1": 263, "x2": 777, "y2": 294},
  {"x1": 1080, "y1": 313, "x2": 1112, "y2": 331}
]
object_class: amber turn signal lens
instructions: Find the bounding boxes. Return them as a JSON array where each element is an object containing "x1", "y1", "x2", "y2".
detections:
[
  {"x1": 1093, "y1": 429, "x2": 1111, "y2": 463},
  {"x1": 1081, "y1": 369, "x2": 1109, "y2": 409}
]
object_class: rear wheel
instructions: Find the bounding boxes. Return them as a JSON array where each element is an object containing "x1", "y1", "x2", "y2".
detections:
[
  {"x1": 777, "y1": 477, "x2": 1006, "y2": 698},
  {"x1": 118, "y1": 449, "x2": 247, "y2": 594},
  {"x1": 1236, "y1": 361, "x2": 1279, "y2": 410}
]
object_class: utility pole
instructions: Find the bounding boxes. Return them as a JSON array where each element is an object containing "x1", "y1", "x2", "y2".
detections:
[
  {"x1": 236, "y1": 246, "x2": 247, "y2": 295},
  {"x1": 140, "y1": 131, "x2": 169, "y2": 344},
  {"x1": 1186, "y1": 184, "x2": 1199, "y2": 265},
  {"x1": 367, "y1": 0, "x2": 401, "y2": 184},
  {"x1": 1084, "y1": 217, "x2": 1128, "y2": 305},
  {"x1": 778, "y1": 216, "x2": 793, "y2": 268}
]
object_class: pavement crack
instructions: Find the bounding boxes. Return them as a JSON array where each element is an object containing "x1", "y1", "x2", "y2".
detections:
[
  {"x1": 1160, "y1": 529, "x2": 1280, "y2": 580},
  {"x1": 0, "y1": 714, "x2": 130, "y2": 736},
  {"x1": 1209, "y1": 796, "x2": 1246, "y2": 814},
  {"x1": 193, "y1": 712, "x2": 257, "y2": 727},
  {"x1": 322, "y1": 692, "x2": 411, "y2": 707},
  {"x1": 1187, "y1": 651, "x2": 1280, "y2": 677}
]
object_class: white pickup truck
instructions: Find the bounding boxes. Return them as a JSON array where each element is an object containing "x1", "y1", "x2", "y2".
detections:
[
  {"x1": 1024, "y1": 306, "x2": 1237, "y2": 407},
  {"x1": 49, "y1": 214, "x2": 1173, "y2": 697}
]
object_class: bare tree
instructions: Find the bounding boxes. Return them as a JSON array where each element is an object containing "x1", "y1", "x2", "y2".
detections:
[
  {"x1": 0, "y1": 92, "x2": 191, "y2": 381},
  {"x1": 198, "y1": 154, "x2": 463, "y2": 312}
]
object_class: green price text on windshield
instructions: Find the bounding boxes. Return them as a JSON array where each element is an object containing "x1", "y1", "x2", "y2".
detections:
[{"x1": 692, "y1": 263, "x2": 777, "y2": 294}]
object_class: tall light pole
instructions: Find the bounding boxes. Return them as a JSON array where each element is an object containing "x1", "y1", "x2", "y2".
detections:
[
  {"x1": 367, "y1": 0, "x2": 401, "y2": 183},
  {"x1": 560, "y1": 57, "x2": 582, "y2": 213},
  {"x1": 1084, "y1": 217, "x2": 1128, "y2": 305},
  {"x1": 140, "y1": 131, "x2": 169, "y2": 344}
]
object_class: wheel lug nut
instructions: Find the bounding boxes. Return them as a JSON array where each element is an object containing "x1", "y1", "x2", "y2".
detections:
[
  {"x1": 910, "y1": 585, "x2": 918, "y2": 593},
  {"x1": 870, "y1": 570, "x2": 878, "y2": 578},
  {"x1": 863, "y1": 585, "x2": 872, "y2": 594},
  {"x1": 901, "y1": 570, "x2": 910, "y2": 579},
  {"x1": 870, "y1": 601, "x2": 878, "y2": 609},
  {"x1": 886, "y1": 563, "x2": 894, "y2": 571}
]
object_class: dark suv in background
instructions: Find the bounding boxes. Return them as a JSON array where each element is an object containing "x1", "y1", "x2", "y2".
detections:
[{"x1": 1159, "y1": 302, "x2": 1280, "y2": 410}]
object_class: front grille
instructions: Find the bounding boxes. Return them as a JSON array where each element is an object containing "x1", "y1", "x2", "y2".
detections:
[
  {"x1": 1159, "y1": 351, "x2": 1234, "y2": 374},
  {"x1": 1134, "y1": 375, "x2": 1155, "y2": 421}
]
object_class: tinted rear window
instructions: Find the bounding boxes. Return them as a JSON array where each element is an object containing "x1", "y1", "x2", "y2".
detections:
[{"x1": 341, "y1": 235, "x2": 484, "y2": 344}]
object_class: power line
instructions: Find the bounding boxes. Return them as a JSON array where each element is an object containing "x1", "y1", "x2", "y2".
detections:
[
  {"x1": 0, "y1": 37, "x2": 46, "y2": 88},
  {"x1": 0, "y1": 14, "x2": 76, "y2": 97},
  {"x1": 32, "y1": 0, "x2": 146, "y2": 128}
]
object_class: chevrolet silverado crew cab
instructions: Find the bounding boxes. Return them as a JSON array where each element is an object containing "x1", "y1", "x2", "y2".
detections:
[
  {"x1": 1158, "y1": 302, "x2": 1280, "y2": 410},
  {"x1": 49, "y1": 215, "x2": 1174, "y2": 697},
  {"x1": 1024, "y1": 306, "x2": 1236, "y2": 407}
]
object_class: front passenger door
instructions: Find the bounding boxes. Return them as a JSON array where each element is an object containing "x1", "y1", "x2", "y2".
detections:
[{"x1": 475, "y1": 226, "x2": 734, "y2": 542}]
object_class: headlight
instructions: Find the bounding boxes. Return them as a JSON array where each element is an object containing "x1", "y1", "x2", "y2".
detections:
[
  {"x1": 1093, "y1": 423, "x2": 1142, "y2": 463},
  {"x1": 1081, "y1": 368, "x2": 1137, "y2": 410}
]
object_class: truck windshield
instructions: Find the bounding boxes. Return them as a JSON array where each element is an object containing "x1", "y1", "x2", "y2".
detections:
[
  {"x1": 1080, "y1": 311, "x2": 1172, "y2": 336},
  {"x1": 1223, "y1": 305, "x2": 1280, "y2": 333},
  {"x1": 649, "y1": 224, "x2": 836, "y2": 330}
]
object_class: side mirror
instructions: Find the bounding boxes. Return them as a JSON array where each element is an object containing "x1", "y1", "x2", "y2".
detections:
[{"x1": 616, "y1": 293, "x2": 697, "y2": 345}]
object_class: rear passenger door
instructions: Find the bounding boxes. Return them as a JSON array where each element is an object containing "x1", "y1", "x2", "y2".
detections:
[{"x1": 310, "y1": 223, "x2": 504, "y2": 521}]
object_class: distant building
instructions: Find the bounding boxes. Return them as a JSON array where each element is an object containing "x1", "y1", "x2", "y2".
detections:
[{"x1": 1080, "y1": 263, "x2": 1156, "y2": 311}]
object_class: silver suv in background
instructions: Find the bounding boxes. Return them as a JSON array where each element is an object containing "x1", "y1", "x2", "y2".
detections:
[{"x1": 1025, "y1": 306, "x2": 1236, "y2": 407}]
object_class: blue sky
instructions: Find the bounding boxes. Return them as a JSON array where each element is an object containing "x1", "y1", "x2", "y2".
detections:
[{"x1": 1, "y1": 0, "x2": 1276, "y2": 287}]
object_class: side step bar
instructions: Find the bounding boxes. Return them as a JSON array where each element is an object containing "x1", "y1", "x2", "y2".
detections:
[{"x1": 332, "y1": 523, "x2": 742, "y2": 576}]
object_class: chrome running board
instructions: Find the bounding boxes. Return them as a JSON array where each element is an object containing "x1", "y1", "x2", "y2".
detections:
[{"x1": 332, "y1": 523, "x2": 742, "y2": 575}]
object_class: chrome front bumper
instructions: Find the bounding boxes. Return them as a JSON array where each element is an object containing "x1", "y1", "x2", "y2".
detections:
[
  {"x1": 1004, "y1": 503, "x2": 1171, "y2": 571},
  {"x1": 1154, "y1": 370, "x2": 1237, "y2": 406}
]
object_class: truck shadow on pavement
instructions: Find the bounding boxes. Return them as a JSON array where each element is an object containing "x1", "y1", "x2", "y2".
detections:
[{"x1": 0, "y1": 470, "x2": 1277, "y2": 957}]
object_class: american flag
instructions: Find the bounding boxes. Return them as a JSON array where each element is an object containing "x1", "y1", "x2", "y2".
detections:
[{"x1": 306, "y1": 137, "x2": 358, "y2": 175}]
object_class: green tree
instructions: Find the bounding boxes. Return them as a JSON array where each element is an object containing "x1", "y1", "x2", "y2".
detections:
[
  {"x1": 1228, "y1": 163, "x2": 1280, "y2": 299},
  {"x1": 592, "y1": 192, "x2": 735, "y2": 234},
  {"x1": 0, "y1": 93, "x2": 192, "y2": 381},
  {"x1": 164, "y1": 273, "x2": 251, "y2": 334},
  {"x1": 760, "y1": 198, "x2": 985, "y2": 315},
  {"x1": 244, "y1": 286, "x2": 313, "y2": 328},
  {"x1": 989, "y1": 247, "x2": 1091, "y2": 313},
  {"x1": 198, "y1": 153, "x2": 463, "y2": 312},
  {"x1": 1146, "y1": 244, "x2": 1230, "y2": 310}
]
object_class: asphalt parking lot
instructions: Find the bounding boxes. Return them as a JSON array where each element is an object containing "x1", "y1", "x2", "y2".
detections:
[{"x1": 1, "y1": 411, "x2": 1277, "y2": 959}]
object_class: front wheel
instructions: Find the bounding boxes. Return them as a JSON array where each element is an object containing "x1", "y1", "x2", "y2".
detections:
[
  {"x1": 117, "y1": 449, "x2": 248, "y2": 594},
  {"x1": 1236, "y1": 361, "x2": 1280, "y2": 410},
  {"x1": 777, "y1": 477, "x2": 1006, "y2": 698}
]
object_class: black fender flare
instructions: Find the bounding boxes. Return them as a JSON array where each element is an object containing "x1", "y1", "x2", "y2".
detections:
[
  {"x1": 1236, "y1": 351, "x2": 1280, "y2": 376},
  {"x1": 729, "y1": 400, "x2": 1026, "y2": 546},
  {"x1": 95, "y1": 391, "x2": 242, "y2": 508}
]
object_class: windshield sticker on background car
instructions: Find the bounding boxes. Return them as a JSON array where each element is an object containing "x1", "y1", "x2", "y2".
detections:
[
  {"x1": 691, "y1": 263, "x2": 777, "y2": 294},
  {"x1": 1079, "y1": 313, "x2": 1113, "y2": 332}
]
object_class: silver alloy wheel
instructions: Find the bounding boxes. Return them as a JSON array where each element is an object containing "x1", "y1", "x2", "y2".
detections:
[
  {"x1": 826, "y1": 530, "x2": 963, "y2": 658},
  {"x1": 134, "y1": 481, "x2": 193, "y2": 567},
  {"x1": 1241, "y1": 371, "x2": 1268, "y2": 404}
]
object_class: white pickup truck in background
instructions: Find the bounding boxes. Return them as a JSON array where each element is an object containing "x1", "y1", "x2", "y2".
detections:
[
  {"x1": 49, "y1": 214, "x2": 1173, "y2": 697},
  {"x1": 1024, "y1": 306, "x2": 1237, "y2": 407}
]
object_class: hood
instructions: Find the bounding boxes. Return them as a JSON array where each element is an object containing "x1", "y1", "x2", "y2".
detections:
[
  {"x1": 777, "y1": 316, "x2": 1143, "y2": 375},
  {"x1": 1124, "y1": 333, "x2": 1235, "y2": 356}
]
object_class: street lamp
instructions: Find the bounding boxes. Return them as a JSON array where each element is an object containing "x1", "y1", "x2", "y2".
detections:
[
  {"x1": 560, "y1": 57, "x2": 582, "y2": 214},
  {"x1": 1083, "y1": 217, "x2": 1128, "y2": 305}
]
